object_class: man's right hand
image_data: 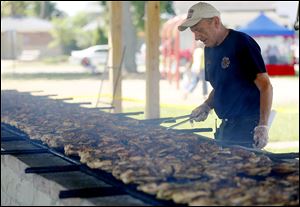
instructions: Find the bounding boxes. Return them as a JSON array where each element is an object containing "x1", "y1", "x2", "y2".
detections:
[{"x1": 190, "y1": 103, "x2": 211, "y2": 122}]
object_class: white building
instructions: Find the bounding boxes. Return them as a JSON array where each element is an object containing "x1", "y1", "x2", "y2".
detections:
[
  {"x1": 173, "y1": 1, "x2": 293, "y2": 29},
  {"x1": 1, "y1": 16, "x2": 62, "y2": 60}
]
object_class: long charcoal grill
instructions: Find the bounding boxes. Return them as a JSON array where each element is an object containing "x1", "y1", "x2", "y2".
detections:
[
  {"x1": 1, "y1": 90, "x2": 299, "y2": 206},
  {"x1": 2, "y1": 122, "x2": 299, "y2": 205},
  {"x1": 1, "y1": 123, "x2": 185, "y2": 206}
]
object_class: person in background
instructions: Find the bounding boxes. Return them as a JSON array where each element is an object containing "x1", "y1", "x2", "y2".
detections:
[
  {"x1": 266, "y1": 45, "x2": 280, "y2": 64},
  {"x1": 178, "y1": 2, "x2": 273, "y2": 149},
  {"x1": 182, "y1": 42, "x2": 207, "y2": 100},
  {"x1": 81, "y1": 57, "x2": 97, "y2": 74}
]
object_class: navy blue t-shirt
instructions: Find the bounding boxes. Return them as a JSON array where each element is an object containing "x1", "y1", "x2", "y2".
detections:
[{"x1": 204, "y1": 29, "x2": 266, "y2": 119}]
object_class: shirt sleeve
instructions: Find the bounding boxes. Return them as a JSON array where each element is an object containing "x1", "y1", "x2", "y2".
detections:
[
  {"x1": 238, "y1": 34, "x2": 267, "y2": 81},
  {"x1": 204, "y1": 48, "x2": 209, "y2": 82}
]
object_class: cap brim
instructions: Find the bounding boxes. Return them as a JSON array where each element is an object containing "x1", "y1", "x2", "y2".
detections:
[{"x1": 178, "y1": 18, "x2": 202, "y2": 31}]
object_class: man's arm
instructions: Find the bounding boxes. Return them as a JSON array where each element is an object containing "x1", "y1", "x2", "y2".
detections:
[
  {"x1": 204, "y1": 89, "x2": 215, "y2": 109},
  {"x1": 254, "y1": 72, "x2": 273, "y2": 126},
  {"x1": 190, "y1": 89, "x2": 215, "y2": 122}
]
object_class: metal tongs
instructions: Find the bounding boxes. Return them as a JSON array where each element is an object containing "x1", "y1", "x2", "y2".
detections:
[
  {"x1": 141, "y1": 114, "x2": 190, "y2": 125},
  {"x1": 166, "y1": 114, "x2": 193, "y2": 130}
]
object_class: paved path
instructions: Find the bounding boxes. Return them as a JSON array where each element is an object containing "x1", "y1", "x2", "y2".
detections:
[
  {"x1": 1, "y1": 77, "x2": 298, "y2": 108},
  {"x1": 1, "y1": 60, "x2": 299, "y2": 108}
]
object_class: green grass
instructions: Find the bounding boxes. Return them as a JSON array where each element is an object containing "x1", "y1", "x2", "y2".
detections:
[
  {"x1": 265, "y1": 146, "x2": 299, "y2": 153},
  {"x1": 123, "y1": 104, "x2": 299, "y2": 142},
  {"x1": 41, "y1": 55, "x2": 69, "y2": 64},
  {"x1": 268, "y1": 107, "x2": 299, "y2": 141}
]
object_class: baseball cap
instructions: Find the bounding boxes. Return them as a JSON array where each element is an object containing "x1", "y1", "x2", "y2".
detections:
[{"x1": 178, "y1": 2, "x2": 220, "y2": 31}]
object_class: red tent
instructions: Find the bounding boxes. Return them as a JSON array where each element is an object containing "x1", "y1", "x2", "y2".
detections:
[{"x1": 161, "y1": 15, "x2": 195, "y2": 89}]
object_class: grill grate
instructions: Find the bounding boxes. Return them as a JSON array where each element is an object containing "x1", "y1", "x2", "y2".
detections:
[
  {"x1": 1, "y1": 149, "x2": 49, "y2": 155},
  {"x1": 1, "y1": 123, "x2": 185, "y2": 206},
  {"x1": 1, "y1": 137, "x2": 26, "y2": 141},
  {"x1": 59, "y1": 187, "x2": 126, "y2": 199},
  {"x1": 25, "y1": 165, "x2": 82, "y2": 174}
]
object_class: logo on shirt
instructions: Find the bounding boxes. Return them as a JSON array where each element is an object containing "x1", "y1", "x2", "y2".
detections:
[
  {"x1": 221, "y1": 57, "x2": 230, "y2": 69},
  {"x1": 187, "y1": 9, "x2": 194, "y2": 19}
]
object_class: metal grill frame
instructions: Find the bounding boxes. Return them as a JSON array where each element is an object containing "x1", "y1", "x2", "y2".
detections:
[{"x1": 1, "y1": 123, "x2": 186, "y2": 206}]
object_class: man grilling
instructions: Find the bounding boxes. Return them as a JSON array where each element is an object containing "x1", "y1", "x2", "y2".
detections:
[{"x1": 178, "y1": 2, "x2": 273, "y2": 149}]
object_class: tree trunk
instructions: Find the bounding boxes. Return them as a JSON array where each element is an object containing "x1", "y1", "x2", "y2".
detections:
[
  {"x1": 122, "y1": 1, "x2": 137, "y2": 73},
  {"x1": 40, "y1": 1, "x2": 46, "y2": 19}
]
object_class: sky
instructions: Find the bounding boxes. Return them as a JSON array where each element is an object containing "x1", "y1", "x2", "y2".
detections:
[
  {"x1": 276, "y1": 1, "x2": 298, "y2": 23},
  {"x1": 53, "y1": 1, "x2": 90, "y2": 16},
  {"x1": 53, "y1": 1, "x2": 298, "y2": 24}
]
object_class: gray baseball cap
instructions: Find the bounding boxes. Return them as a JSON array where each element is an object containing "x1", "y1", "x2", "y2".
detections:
[{"x1": 178, "y1": 2, "x2": 220, "y2": 31}]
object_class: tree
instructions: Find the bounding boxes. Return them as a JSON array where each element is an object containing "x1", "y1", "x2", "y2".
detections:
[
  {"x1": 93, "y1": 26, "x2": 108, "y2": 46},
  {"x1": 131, "y1": 1, "x2": 175, "y2": 33},
  {"x1": 1, "y1": 1, "x2": 64, "y2": 19},
  {"x1": 131, "y1": 1, "x2": 145, "y2": 33},
  {"x1": 31, "y1": 1, "x2": 64, "y2": 19},
  {"x1": 88, "y1": 1, "x2": 175, "y2": 73},
  {"x1": 121, "y1": 2, "x2": 175, "y2": 73},
  {"x1": 161, "y1": 1, "x2": 176, "y2": 16},
  {"x1": 122, "y1": 1, "x2": 138, "y2": 73},
  {"x1": 1, "y1": 1, "x2": 30, "y2": 17},
  {"x1": 49, "y1": 17, "x2": 78, "y2": 54}
]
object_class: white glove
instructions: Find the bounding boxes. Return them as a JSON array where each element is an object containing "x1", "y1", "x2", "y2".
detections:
[
  {"x1": 190, "y1": 103, "x2": 211, "y2": 122},
  {"x1": 253, "y1": 125, "x2": 269, "y2": 149}
]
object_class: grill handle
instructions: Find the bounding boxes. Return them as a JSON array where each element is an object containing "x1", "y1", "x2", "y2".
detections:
[
  {"x1": 173, "y1": 128, "x2": 213, "y2": 133},
  {"x1": 113, "y1": 111, "x2": 144, "y2": 116},
  {"x1": 140, "y1": 118, "x2": 176, "y2": 124}
]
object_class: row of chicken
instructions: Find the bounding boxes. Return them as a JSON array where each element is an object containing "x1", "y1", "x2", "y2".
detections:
[{"x1": 1, "y1": 91, "x2": 299, "y2": 206}]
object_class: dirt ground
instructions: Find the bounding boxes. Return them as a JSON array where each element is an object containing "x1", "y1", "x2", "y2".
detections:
[{"x1": 1, "y1": 60, "x2": 298, "y2": 106}]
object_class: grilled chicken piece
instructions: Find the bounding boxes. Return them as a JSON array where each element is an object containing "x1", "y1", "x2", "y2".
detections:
[
  {"x1": 64, "y1": 144, "x2": 83, "y2": 156},
  {"x1": 271, "y1": 162, "x2": 299, "y2": 174},
  {"x1": 86, "y1": 159, "x2": 113, "y2": 171},
  {"x1": 172, "y1": 190, "x2": 210, "y2": 204}
]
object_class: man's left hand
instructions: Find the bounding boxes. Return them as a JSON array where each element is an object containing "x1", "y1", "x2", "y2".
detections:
[{"x1": 253, "y1": 125, "x2": 269, "y2": 149}]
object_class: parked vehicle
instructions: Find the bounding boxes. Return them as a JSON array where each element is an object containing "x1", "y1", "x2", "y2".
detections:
[{"x1": 69, "y1": 45, "x2": 109, "y2": 69}]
